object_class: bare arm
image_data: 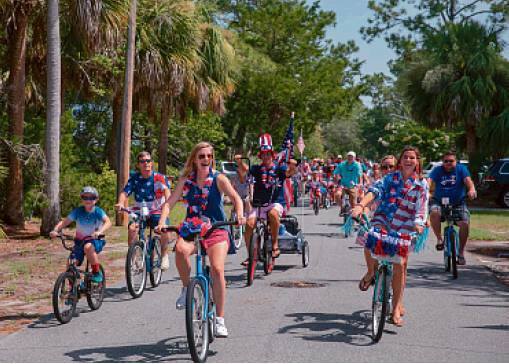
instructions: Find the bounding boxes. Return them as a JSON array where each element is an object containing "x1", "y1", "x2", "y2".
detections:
[
  {"x1": 235, "y1": 154, "x2": 249, "y2": 180},
  {"x1": 158, "y1": 177, "x2": 186, "y2": 226},
  {"x1": 285, "y1": 159, "x2": 297, "y2": 177},
  {"x1": 96, "y1": 215, "x2": 112, "y2": 236},
  {"x1": 352, "y1": 192, "x2": 376, "y2": 218},
  {"x1": 115, "y1": 191, "x2": 129, "y2": 210},
  {"x1": 50, "y1": 217, "x2": 74, "y2": 238},
  {"x1": 217, "y1": 174, "x2": 245, "y2": 224},
  {"x1": 464, "y1": 176, "x2": 477, "y2": 199}
]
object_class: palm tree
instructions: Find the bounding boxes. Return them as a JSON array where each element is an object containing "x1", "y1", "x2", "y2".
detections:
[
  {"x1": 398, "y1": 21, "x2": 509, "y2": 164},
  {"x1": 40, "y1": 0, "x2": 61, "y2": 235}
]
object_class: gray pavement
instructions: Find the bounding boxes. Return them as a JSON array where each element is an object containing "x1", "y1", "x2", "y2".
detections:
[{"x1": 1, "y1": 202, "x2": 508, "y2": 362}]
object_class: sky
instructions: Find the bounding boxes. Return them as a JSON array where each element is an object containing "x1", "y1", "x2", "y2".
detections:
[{"x1": 310, "y1": 0, "x2": 509, "y2": 77}]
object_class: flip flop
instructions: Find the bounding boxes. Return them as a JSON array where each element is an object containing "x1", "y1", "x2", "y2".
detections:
[
  {"x1": 240, "y1": 258, "x2": 249, "y2": 267},
  {"x1": 435, "y1": 242, "x2": 444, "y2": 251},
  {"x1": 272, "y1": 248, "x2": 281, "y2": 259},
  {"x1": 457, "y1": 256, "x2": 466, "y2": 265},
  {"x1": 389, "y1": 315, "x2": 404, "y2": 327},
  {"x1": 358, "y1": 274, "x2": 375, "y2": 291}
]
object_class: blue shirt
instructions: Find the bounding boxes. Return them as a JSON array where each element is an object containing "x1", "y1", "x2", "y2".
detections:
[
  {"x1": 68, "y1": 206, "x2": 107, "y2": 240},
  {"x1": 429, "y1": 164, "x2": 471, "y2": 204},
  {"x1": 333, "y1": 161, "x2": 362, "y2": 188},
  {"x1": 123, "y1": 171, "x2": 170, "y2": 213}
]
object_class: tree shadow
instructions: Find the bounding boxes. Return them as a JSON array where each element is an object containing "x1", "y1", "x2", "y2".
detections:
[
  {"x1": 278, "y1": 310, "x2": 395, "y2": 346},
  {"x1": 406, "y1": 261, "x2": 509, "y2": 298},
  {"x1": 64, "y1": 336, "x2": 199, "y2": 362},
  {"x1": 461, "y1": 324, "x2": 509, "y2": 331}
]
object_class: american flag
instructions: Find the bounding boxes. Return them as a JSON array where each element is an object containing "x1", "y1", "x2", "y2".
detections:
[{"x1": 277, "y1": 113, "x2": 295, "y2": 212}]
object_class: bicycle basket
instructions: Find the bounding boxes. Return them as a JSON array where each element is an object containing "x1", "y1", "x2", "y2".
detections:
[{"x1": 361, "y1": 227, "x2": 417, "y2": 264}]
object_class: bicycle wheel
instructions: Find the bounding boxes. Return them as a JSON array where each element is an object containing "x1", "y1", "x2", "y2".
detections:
[
  {"x1": 302, "y1": 240, "x2": 310, "y2": 267},
  {"x1": 313, "y1": 197, "x2": 319, "y2": 215},
  {"x1": 126, "y1": 241, "x2": 147, "y2": 298},
  {"x1": 371, "y1": 266, "x2": 388, "y2": 342},
  {"x1": 52, "y1": 272, "x2": 77, "y2": 324},
  {"x1": 443, "y1": 227, "x2": 451, "y2": 272},
  {"x1": 247, "y1": 232, "x2": 258, "y2": 286},
  {"x1": 449, "y1": 228, "x2": 458, "y2": 279},
  {"x1": 208, "y1": 285, "x2": 216, "y2": 344},
  {"x1": 263, "y1": 235, "x2": 272, "y2": 275},
  {"x1": 149, "y1": 237, "x2": 163, "y2": 287},
  {"x1": 186, "y1": 279, "x2": 210, "y2": 363},
  {"x1": 86, "y1": 265, "x2": 106, "y2": 310}
]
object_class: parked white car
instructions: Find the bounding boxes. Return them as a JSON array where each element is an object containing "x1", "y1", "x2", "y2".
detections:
[{"x1": 423, "y1": 160, "x2": 469, "y2": 178}]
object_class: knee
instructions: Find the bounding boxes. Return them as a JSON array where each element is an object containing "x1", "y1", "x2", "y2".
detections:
[
  {"x1": 210, "y1": 263, "x2": 224, "y2": 278},
  {"x1": 175, "y1": 241, "x2": 190, "y2": 256},
  {"x1": 457, "y1": 221, "x2": 469, "y2": 230},
  {"x1": 268, "y1": 210, "x2": 279, "y2": 222},
  {"x1": 128, "y1": 224, "x2": 138, "y2": 233},
  {"x1": 430, "y1": 209, "x2": 440, "y2": 219},
  {"x1": 84, "y1": 243, "x2": 94, "y2": 254},
  {"x1": 246, "y1": 218, "x2": 256, "y2": 230}
]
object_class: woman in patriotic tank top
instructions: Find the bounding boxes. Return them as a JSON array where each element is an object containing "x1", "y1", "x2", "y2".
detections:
[
  {"x1": 157, "y1": 142, "x2": 245, "y2": 338},
  {"x1": 352, "y1": 146, "x2": 429, "y2": 327}
]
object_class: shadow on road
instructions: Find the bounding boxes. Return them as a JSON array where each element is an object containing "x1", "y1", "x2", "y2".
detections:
[
  {"x1": 64, "y1": 336, "x2": 197, "y2": 362},
  {"x1": 278, "y1": 310, "x2": 395, "y2": 346},
  {"x1": 406, "y1": 261, "x2": 509, "y2": 297},
  {"x1": 461, "y1": 324, "x2": 509, "y2": 331}
]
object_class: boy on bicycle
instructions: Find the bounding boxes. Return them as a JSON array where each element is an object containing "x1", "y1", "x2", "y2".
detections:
[{"x1": 50, "y1": 186, "x2": 112, "y2": 283}]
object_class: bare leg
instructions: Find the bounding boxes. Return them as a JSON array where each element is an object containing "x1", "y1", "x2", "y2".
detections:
[
  {"x1": 430, "y1": 209, "x2": 442, "y2": 241},
  {"x1": 84, "y1": 243, "x2": 99, "y2": 265},
  {"x1": 174, "y1": 238, "x2": 196, "y2": 287},
  {"x1": 244, "y1": 217, "x2": 256, "y2": 255},
  {"x1": 268, "y1": 208, "x2": 280, "y2": 255},
  {"x1": 457, "y1": 221, "x2": 469, "y2": 256},
  {"x1": 391, "y1": 258, "x2": 406, "y2": 325},
  {"x1": 128, "y1": 223, "x2": 138, "y2": 246},
  {"x1": 207, "y1": 242, "x2": 229, "y2": 317}
]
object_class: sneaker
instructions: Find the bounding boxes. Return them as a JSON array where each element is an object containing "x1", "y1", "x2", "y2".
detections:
[
  {"x1": 176, "y1": 287, "x2": 187, "y2": 310},
  {"x1": 91, "y1": 271, "x2": 103, "y2": 283},
  {"x1": 161, "y1": 254, "x2": 170, "y2": 271},
  {"x1": 215, "y1": 317, "x2": 228, "y2": 338}
]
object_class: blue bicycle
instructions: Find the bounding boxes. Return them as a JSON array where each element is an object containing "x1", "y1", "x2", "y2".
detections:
[
  {"x1": 122, "y1": 206, "x2": 163, "y2": 298},
  {"x1": 163, "y1": 220, "x2": 236, "y2": 363},
  {"x1": 440, "y1": 197, "x2": 463, "y2": 279}
]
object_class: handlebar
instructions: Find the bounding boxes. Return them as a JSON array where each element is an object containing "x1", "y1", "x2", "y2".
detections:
[
  {"x1": 159, "y1": 221, "x2": 238, "y2": 240},
  {"x1": 56, "y1": 233, "x2": 105, "y2": 251}
]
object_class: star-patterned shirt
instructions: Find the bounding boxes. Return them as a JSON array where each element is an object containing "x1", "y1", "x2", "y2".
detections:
[{"x1": 123, "y1": 171, "x2": 170, "y2": 214}]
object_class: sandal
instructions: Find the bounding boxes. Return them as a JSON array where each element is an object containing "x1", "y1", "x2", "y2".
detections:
[
  {"x1": 272, "y1": 247, "x2": 281, "y2": 259},
  {"x1": 435, "y1": 239, "x2": 444, "y2": 251},
  {"x1": 358, "y1": 273, "x2": 375, "y2": 291},
  {"x1": 457, "y1": 255, "x2": 466, "y2": 265},
  {"x1": 389, "y1": 315, "x2": 404, "y2": 327},
  {"x1": 240, "y1": 258, "x2": 249, "y2": 267}
]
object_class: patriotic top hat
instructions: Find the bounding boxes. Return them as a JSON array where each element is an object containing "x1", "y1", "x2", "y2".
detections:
[{"x1": 258, "y1": 133, "x2": 275, "y2": 157}]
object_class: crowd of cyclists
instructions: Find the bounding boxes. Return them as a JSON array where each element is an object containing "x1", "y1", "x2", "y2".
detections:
[{"x1": 48, "y1": 130, "x2": 477, "y2": 340}]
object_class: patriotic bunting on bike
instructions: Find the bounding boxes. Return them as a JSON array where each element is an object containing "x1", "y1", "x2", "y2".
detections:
[{"x1": 277, "y1": 113, "x2": 295, "y2": 212}]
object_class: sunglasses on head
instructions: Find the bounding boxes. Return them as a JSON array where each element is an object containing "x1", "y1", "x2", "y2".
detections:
[
  {"x1": 81, "y1": 195, "x2": 96, "y2": 201},
  {"x1": 138, "y1": 159, "x2": 151, "y2": 164},
  {"x1": 381, "y1": 164, "x2": 395, "y2": 170},
  {"x1": 443, "y1": 159, "x2": 455, "y2": 163},
  {"x1": 198, "y1": 153, "x2": 213, "y2": 160}
]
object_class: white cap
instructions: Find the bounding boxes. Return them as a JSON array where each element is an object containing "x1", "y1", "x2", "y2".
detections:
[
  {"x1": 337, "y1": 154, "x2": 342, "y2": 159},
  {"x1": 347, "y1": 151, "x2": 356, "y2": 158}
]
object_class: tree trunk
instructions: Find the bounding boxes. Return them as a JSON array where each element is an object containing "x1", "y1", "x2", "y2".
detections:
[
  {"x1": 116, "y1": 0, "x2": 137, "y2": 226},
  {"x1": 4, "y1": 7, "x2": 29, "y2": 228},
  {"x1": 41, "y1": 0, "x2": 62, "y2": 236},
  {"x1": 106, "y1": 90, "x2": 122, "y2": 171},
  {"x1": 158, "y1": 99, "x2": 171, "y2": 175}
]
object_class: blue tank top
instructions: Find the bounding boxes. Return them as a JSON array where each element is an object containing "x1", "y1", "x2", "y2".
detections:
[{"x1": 184, "y1": 171, "x2": 226, "y2": 224}]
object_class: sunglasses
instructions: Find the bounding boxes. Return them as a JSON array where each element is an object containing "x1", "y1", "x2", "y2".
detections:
[
  {"x1": 81, "y1": 196, "x2": 97, "y2": 201},
  {"x1": 198, "y1": 153, "x2": 213, "y2": 160},
  {"x1": 381, "y1": 165, "x2": 395, "y2": 170},
  {"x1": 138, "y1": 159, "x2": 151, "y2": 164},
  {"x1": 443, "y1": 159, "x2": 455, "y2": 163}
]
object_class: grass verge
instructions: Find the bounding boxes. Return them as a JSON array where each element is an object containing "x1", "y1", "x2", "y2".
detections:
[{"x1": 470, "y1": 210, "x2": 509, "y2": 241}]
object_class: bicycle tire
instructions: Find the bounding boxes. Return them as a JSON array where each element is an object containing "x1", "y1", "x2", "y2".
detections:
[
  {"x1": 149, "y1": 237, "x2": 163, "y2": 288},
  {"x1": 263, "y1": 234, "x2": 272, "y2": 275},
  {"x1": 313, "y1": 197, "x2": 319, "y2": 215},
  {"x1": 52, "y1": 272, "x2": 77, "y2": 324},
  {"x1": 86, "y1": 265, "x2": 106, "y2": 310},
  {"x1": 449, "y1": 228, "x2": 458, "y2": 279},
  {"x1": 247, "y1": 232, "x2": 258, "y2": 286},
  {"x1": 302, "y1": 240, "x2": 310, "y2": 267},
  {"x1": 186, "y1": 279, "x2": 209, "y2": 363},
  {"x1": 371, "y1": 266, "x2": 388, "y2": 342},
  {"x1": 208, "y1": 284, "x2": 216, "y2": 344},
  {"x1": 443, "y1": 227, "x2": 451, "y2": 272},
  {"x1": 126, "y1": 241, "x2": 147, "y2": 298}
]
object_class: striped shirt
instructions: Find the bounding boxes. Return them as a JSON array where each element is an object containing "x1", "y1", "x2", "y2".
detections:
[{"x1": 368, "y1": 171, "x2": 429, "y2": 234}]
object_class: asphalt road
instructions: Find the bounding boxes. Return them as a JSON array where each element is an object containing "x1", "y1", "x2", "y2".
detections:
[{"x1": 1, "y1": 201, "x2": 508, "y2": 362}]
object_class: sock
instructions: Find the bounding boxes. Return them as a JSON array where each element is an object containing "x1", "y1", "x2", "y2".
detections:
[{"x1": 91, "y1": 264, "x2": 100, "y2": 274}]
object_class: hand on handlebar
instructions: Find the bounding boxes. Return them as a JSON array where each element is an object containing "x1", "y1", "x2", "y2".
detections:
[
  {"x1": 114, "y1": 203, "x2": 124, "y2": 211},
  {"x1": 154, "y1": 224, "x2": 166, "y2": 234},
  {"x1": 49, "y1": 230, "x2": 59, "y2": 239},
  {"x1": 414, "y1": 225, "x2": 424, "y2": 234},
  {"x1": 467, "y1": 189, "x2": 477, "y2": 200},
  {"x1": 234, "y1": 154, "x2": 242, "y2": 162},
  {"x1": 237, "y1": 216, "x2": 246, "y2": 226}
]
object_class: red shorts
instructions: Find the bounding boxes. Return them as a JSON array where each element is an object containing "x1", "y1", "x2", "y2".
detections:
[{"x1": 201, "y1": 229, "x2": 229, "y2": 250}]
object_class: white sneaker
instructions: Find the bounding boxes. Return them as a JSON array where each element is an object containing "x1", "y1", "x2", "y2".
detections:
[
  {"x1": 176, "y1": 287, "x2": 187, "y2": 310},
  {"x1": 215, "y1": 316, "x2": 228, "y2": 338},
  {"x1": 161, "y1": 254, "x2": 170, "y2": 271}
]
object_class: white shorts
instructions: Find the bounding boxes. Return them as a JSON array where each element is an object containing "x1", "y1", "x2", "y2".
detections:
[{"x1": 248, "y1": 203, "x2": 284, "y2": 220}]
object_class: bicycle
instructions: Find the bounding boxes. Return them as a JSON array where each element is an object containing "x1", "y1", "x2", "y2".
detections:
[
  {"x1": 440, "y1": 197, "x2": 464, "y2": 279},
  {"x1": 162, "y1": 221, "x2": 236, "y2": 363},
  {"x1": 121, "y1": 205, "x2": 163, "y2": 298},
  {"x1": 246, "y1": 201, "x2": 275, "y2": 286},
  {"x1": 229, "y1": 209, "x2": 244, "y2": 249},
  {"x1": 340, "y1": 192, "x2": 352, "y2": 237},
  {"x1": 52, "y1": 233, "x2": 106, "y2": 324}
]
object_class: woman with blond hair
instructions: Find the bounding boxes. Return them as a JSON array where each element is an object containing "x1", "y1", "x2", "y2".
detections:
[
  {"x1": 352, "y1": 147, "x2": 429, "y2": 326},
  {"x1": 158, "y1": 142, "x2": 246, "y2": 338}
]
